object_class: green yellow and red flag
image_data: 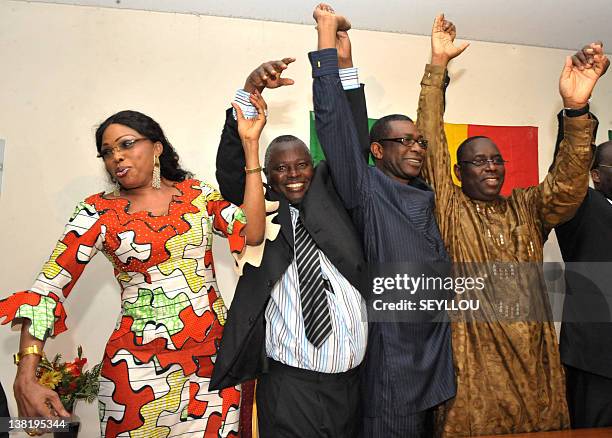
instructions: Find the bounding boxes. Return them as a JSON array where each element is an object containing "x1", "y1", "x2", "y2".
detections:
[{"x1": 309, "y1": 112, "x2": 539, "y2": 197}]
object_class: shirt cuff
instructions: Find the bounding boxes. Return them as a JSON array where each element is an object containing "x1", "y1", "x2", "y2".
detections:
[
  {"x1": 309, "y1": 48, "x2": 339, "y2": 78},
  {"x1": 340, "y1": 67, "x2": 360, "y2": 90},
  {"x1": 421, "y1": 64, "x2": 448, "y2": 88},
  {"x1": 232, "y1": 89, "x2": 258, "y2": 120},
  {"x1": 562, "y1": 114, "x2": 598, "y2": 148}
]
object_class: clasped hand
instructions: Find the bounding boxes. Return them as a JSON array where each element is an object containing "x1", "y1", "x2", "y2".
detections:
[
  {"x1": 232, "y1": 90, "x2": 268, "y2": 149},
  {"x1": 559, "y1": 42, "x2": 609, "y2": 109}
]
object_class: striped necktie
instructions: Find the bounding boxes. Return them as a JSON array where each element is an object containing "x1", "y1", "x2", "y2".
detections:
[{"x1": 294, "y1": 216, "x2": 332, "y2": 348}]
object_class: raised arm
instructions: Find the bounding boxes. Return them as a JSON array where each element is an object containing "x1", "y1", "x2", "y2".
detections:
[
  {"x1": 215, "y1": 58, "x2": 295, "y2": 205},
  {"x1": 418, "y1": 14, "x2": 468, "y2": 202},
  {"x1": 216, "y1": 108, "x2": 247, "y2": 205},
  {"x1": 345, "y1": 84, "x2": 371, "y2": 163},
  {"x1": 531, "y1": 43, "x2": 607, "y2": 229},
  {"x1": 549, "y1": 42, "x2": 604, "y2": 173},
  {"x1": 336, "y1": 30, "x2": 372, "y2": 162},
  {"x1": 311, "y1": 4, "x2": 369, "y2": 210},
  {"x1": 233, "y1": 91, "x2": 267, "y2": 245}
]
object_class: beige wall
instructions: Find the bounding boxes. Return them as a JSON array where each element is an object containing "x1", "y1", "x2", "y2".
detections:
[{"x1": 0, "y1": 1, "x2": 610, "y2": 435}]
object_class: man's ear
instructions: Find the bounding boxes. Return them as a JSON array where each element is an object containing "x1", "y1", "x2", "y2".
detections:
[
  {"x1": 370, "y1": 142, "x2": 384, "y2": 160},
  {"x1": 454, "y1": 164, "x2": 462, "y2": 182},
  {"x1": 591, "y1": 168, "x2": 600, "y2": 184}
]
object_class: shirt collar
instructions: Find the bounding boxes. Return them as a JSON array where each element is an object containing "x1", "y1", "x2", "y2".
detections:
[{"x1": 409, "y1": 176, "x2": 433, "y2": 191}]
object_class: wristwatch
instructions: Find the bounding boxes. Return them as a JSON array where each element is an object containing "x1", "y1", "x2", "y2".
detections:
[{"x1": 564, "y1": 103, "x2": 589, "y2": 118}]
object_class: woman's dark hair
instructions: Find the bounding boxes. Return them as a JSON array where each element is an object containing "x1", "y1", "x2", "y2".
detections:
[{"x1": 95, "y1": 110, "x2": 192, "y2": 182}]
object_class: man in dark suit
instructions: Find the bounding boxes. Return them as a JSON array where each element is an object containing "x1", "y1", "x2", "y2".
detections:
[
  {"x1": 311, "y1": 5, "x2": 455, "y2": 437},
  {"x1": 210, "y1": 52, "x2": 370, "y2": 437},
  {"x1": 557, "y1": 134, "x2": 612, "y2": 428},
  {"x1": 549, "y1": 45, "x2": 612, "y2": 429}
]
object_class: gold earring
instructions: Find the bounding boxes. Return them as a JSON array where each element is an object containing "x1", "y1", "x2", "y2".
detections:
[{"x1": 152, "y1": 155, "x2": 161, "y2": 189}]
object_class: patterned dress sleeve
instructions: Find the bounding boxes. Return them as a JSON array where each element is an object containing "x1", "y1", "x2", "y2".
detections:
[
  {"x1": 0, "y1": 200, "x2": 104, "y2": 341},
  {"x1": 200, "y1": 182, "x2": 247, "y2": 254}
]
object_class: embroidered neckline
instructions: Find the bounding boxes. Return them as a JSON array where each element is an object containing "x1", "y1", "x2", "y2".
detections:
[{"x1": 92, "y1": 179, "x2": 201, "y2": 221}]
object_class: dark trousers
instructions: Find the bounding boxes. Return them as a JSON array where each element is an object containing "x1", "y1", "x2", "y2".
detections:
[
  {"x1": 256, "y1": 359, "x2": 360, "y2": 438},
  {"x1": 361, "y1": 358, "x2": 434, "y2": 438},
  {"x1": 361, "y1": 335, "x2": 436, "y2": 438},
  {"x1": 565, "y1": 365, "x2": 612, "y2": 428},
  {"x1": 361, "y1": 409, "x2": 434, "y2": 438}
]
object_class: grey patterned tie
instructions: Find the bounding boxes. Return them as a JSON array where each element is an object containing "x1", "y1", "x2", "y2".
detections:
[{"x1": 294, "y1": 216, "x2": 332, "y2": 348}]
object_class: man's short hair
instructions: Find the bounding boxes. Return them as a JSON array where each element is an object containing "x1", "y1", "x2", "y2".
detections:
[
  {"x1": 456, "y1": 136, "x2": 492, "y2": 162},
  {"x1": 592, "y1": 140, "x2": 612, "y2": 170},
  {"x1": 263, "y1": 135, "x2": 310, "y2": 172},
  {"x1": 369, "y1": 114, "x2": 414, "y2": 144}
]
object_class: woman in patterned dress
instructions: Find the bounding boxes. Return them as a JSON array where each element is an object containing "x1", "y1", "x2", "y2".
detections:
[{"x1": 0, "y1": 92, "x2": 268, "y2": 437}]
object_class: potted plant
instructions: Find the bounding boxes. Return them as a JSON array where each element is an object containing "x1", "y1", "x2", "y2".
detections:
[{"x1": 36, "y1": 346, "x2": 101, "y2": 437}]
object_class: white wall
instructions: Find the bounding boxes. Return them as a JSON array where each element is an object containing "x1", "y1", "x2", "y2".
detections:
[{"x1": 1, "y1": 1, "x2": 610, "y2": 436}]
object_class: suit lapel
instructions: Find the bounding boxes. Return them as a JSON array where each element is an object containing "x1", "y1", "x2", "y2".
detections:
[
  {"x1": 593, "y1": 189, "x2": 612, "y2": 217},
  {"x1": 300, "y1": 168, "x2": 330, "y2": 232},
  {"x1": 267, "y1": 188, "x2": 294, "y2": 247}
]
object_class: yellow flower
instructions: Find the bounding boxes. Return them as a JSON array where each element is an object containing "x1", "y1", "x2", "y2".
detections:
[{"x1": 39, "y1": 370, "x2": 62, "y2": 389}]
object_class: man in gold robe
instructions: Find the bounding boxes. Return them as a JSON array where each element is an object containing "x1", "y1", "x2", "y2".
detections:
[{"x1": 416, "y1": 15, "x2": 609, "y2": 436}]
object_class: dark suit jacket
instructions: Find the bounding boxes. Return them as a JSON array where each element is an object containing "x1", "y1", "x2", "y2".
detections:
[
  {"x1": 551, "y1": 112, "x2": 612, "y2": 379},
  {"x1": 311, "y1": 49, "x2": 455, "y2": 414},
  {"x1": 210, "y1": 87, "x2": 369, "y2": 390},
  {"x1": 557, "y1": 187, "x2": 612, "y2": 379},
  {"x1": 0, "y1": 381, "x2": 9, "y2": 438}
]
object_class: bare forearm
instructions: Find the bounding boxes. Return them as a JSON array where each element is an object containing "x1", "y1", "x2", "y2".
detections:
[
  {"x1": 431, "y1": 54, "x2": 450, "y2": 68},
  {"x1": 241, "y1": 143, "x2": 265, "y2": 245},
  {"x1": 12, "y1": 321, "x2": 70, "y2": 418},
  {"x1": 16, "y1": 321, "x2": 44, "y2": 382},
  {"x1": 317, "y1": 17, "x2": 337, "y2": 50}
]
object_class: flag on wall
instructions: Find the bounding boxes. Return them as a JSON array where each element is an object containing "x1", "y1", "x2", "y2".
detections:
[
  {"x1": 309, "y1": 112, "x2": 539, "y2": 197},
  {"x1": 444, "y1": 123, "x2": 539, "y2": 197},
  {"x1": 309, "y1": 111, "x2": 378, "y2": 164}
]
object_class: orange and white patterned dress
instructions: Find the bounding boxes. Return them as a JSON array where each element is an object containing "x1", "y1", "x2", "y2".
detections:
[{"x1": 0, "y1": 178, "x2": 245, "y2": 437}]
